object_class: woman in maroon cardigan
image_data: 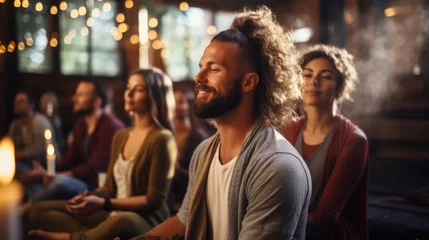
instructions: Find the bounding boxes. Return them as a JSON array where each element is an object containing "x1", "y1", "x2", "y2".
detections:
[{"x1": 281, "y1": 45, "x2": 369, "y2": 240}]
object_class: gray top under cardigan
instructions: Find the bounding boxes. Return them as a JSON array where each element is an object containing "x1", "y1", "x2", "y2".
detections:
[{"x1": 177, "y1": 124, "x2": 312, "y2": 240}]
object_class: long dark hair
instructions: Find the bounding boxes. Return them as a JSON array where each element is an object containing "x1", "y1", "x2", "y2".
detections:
[{"x1": 129, "y1": 68, "x2": 175, "y2": 134}]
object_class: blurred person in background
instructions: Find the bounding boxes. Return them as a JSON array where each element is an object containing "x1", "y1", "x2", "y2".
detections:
[
  {"x1": 21, "y1": 79, "x2": 124, "y2": 210},
  {"x1": 39, "y1": 91, "x2": 65, "y2": 154},
  {"x1": 169, "y1": 88, "x2": 208, "y2": 214}
]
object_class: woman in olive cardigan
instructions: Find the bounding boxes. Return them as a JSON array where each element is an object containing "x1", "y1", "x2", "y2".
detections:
[{"x1": 28, "y1": 68, "x2": 177, "y2": 240}]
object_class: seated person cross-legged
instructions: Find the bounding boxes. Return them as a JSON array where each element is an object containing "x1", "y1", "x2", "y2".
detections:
[{"x1": 28, "y1": 68, "x2": 177, "y2": 240}]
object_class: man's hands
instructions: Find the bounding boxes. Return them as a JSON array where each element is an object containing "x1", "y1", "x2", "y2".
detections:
[{"x1": 19, "y1": 161, "x2": 46, "y2": 184}]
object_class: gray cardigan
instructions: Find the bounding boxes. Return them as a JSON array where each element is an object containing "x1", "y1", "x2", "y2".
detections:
[{"x1": 177, "y1": 124, "x2": 311, "y2": 240}]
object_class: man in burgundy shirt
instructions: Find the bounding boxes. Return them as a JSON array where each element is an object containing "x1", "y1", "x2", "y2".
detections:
[{"x1": 28, "y1": 79, "x2": 124, "y2": 204}]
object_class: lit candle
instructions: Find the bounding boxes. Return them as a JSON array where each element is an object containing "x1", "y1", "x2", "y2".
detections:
[
  {"x1": 44, "y1": 129, "x2": 56, "y2": 175},
  {"x1": 46, "y1": 143, "x2": 56, "y2": 176},
  {"x1": 0, "y1": 137, "x2": 22, "y2": 240}
]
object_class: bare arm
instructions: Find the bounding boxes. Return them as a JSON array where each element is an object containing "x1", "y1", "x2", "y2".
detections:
[{"x1": 131, "y1": 216, "x2": 186, "y2": 240}]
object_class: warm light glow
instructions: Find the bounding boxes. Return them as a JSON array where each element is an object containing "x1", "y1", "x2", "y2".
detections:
[
  {"x1": 35, "y1": 2, "x2": 43, "y2": 12},
  {"x1": 86, "y1": 17, "x2": 94, "y2": 27},
  {"x1": 130, "y1": 34, "x2": 139, "y2": 44},
  {"x1": 148, "y1": 18, "x2": 158, "y2": 28},
  {"x1": 148, "y1": 30, "x2": 157, "y2": 40},
  {"x1": 70, "y1": 9, "x2": 79, "y2": 18},
  {"x1": 179, "y1": 1, "x2": 189, "y2": 11},
  {"x1": 50, "y1": 5, "x2": 58, "y2": 15},
  {"x1": 50, "y1": 38, "x2": 58, "y2": 47},
  {"x1": 81, "y1": 27, "x2": 89, "y2": 36},
  {"x1": 7, "y1": 41, "x2": 16, "y2": 52},
  {"x1": 103, "y1": 2, "x2": 111, "y2": 12},
  {"x1": 161, "y1": 49, "x2": 170, "y2": 59},
  {"x1": 44, "y1": 129, "x2": 52, "y2": 140},
  {"x1": 22, "y1": 0, "x2": 29, "y2": 8},
  {"x1": 114, "y1": 32, "x2": 123, "y2": 41},
  {"x1": 116, "y1": 13, "x2": 125, "y2": 23},
  {"x1": 125, "y1": 0, "x2": 133, "y2": 9},
  {"x1": 59, "y1": 1, "x2": 67, "y2": 11},
  {"x1": 118, "y1": 23, "x2": 129, "y2": 33},
  {"x1": 152, "y1": 39, "x2": 162, "y2": 50},
  {"x1": 0, "y1": 137, "x2": 15, "y2": 185},
  {"x1": 17, "y1": 42, "x2": 25, "y2": 50},
  {"x1": 47, "y1": 144, "x2": 55, "y2": 157},
  {"x1": 78, "y1": 6, "x2": 87, "y2": 16},
  {"x1": 207, "y1": 25, "x2": 216, "y2": 35},
  {"x1": 64, "y1": 35, "x2": 72, "y2": 44},
  {"x1": 92, "y1": 8, "x2": 100, "y2": 17},
  {"x1": 14, "y1": 0, "x2": 21, "y2": 8},
  {"x1": 26, "y1": 38, "x2": 34, "y2": 46},
  {"x1": 384, "y1": 8, "x2": 396, "y2": 17},
  {"x1": 0, "y1": 45, "x2": 6, "y2": 54},
  {"x1": 0, "y1": 0, "x2": 6, "y2": 3},
  {"x1": 344, "y1": 11, "x2": 353, "y2": 24}
]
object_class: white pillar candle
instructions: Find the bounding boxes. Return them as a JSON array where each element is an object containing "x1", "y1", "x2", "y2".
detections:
[
  {"x1": 0, "y1": 137, "x2": 22, "y2": 240},
  {"x1": 46, "y1": 143, "x2": 56, "y2": 176}
]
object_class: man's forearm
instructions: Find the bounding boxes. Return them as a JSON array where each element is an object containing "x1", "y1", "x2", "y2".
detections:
[{"x1": 131, "y1": 216, "x2": 186, "y2": 240}]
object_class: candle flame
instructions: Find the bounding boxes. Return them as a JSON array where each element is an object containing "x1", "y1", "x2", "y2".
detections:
[
  {"x1": 47, "y1": 144, "x2": 55, "y2": 156},
  {"x1": 44, "y1": 129, "x2": 52, "y2": 140},
  {"x1": 0, "y1": 137, "x2": 15, "y2": 185}
]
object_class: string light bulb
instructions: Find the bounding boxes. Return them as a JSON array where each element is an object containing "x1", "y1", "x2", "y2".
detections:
[
  {"x1": 14, "y1": 0, "x2": 21, "y2": 8},
  {"x1": 70, "y1": 9, "x2": 79, "y2": 18},
  {"x1": 26, "y1": 38, "x2": 34, "y2": 46},
  {"x1": 118, "y1": 23, "x2": 129, "y2": 33},
  {"x1": 86, "y1": 17, "x2": 94, "y2": 27},
  {"x1": 18, "y1": 42, "x2": 25, "y2": 50},
  {"x1": 50, "y1": 6, "x2": 58, "y2": 15},
  {"x1": 179, "y1": 2, "x2": 189, "y2": 11},
  {"x1": 103, "y1": 2, "x2": 111, "y2": 12},
  {"x1": 7, "y1": 41, "x2": 16, "y2": 52},
  {"x1": 50, "y1": 38, "x2": 58, "y2": 47},
  {"x1": 148, "y1": 18, "x2": 158, "y2": 28},
  {"x1": 35, "y1": 2, "x2": 43, "y2": 12},
  {"x1": 148, "y1": 30, "x2": 157, "y2": 40},
  {"x1": 116, "y1": 13, "x2": 125, "y2": 23},
  {"x1": 130, "y1": 35, "x2": 139, "y2": 44},
  {"x1": 22, "y1": 0, "x2": 29, "y2": 8},
  {"x1": 207, "y1": 25, "x2": 217, "y2": 35},
  {"x1": 59, "y1": 2, "x2": 67, "y2": 11},
  {"x1": 152, "y1": 40, "x2": 162, "y2": 50},
  {"x1": 79, "y1": 6, "x2": 87, "y2": 16},
  {"x1": 125, "y1": 0, "x2": 133, "y2": 9}
]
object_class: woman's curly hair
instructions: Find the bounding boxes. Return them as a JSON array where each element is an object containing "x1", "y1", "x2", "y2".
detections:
[
  {"x1": 301, "y1": 44, "x2": 358, "y2": 104},
  {"x1": 212, "y1": 6, "x2": 302, "y2": 126}
]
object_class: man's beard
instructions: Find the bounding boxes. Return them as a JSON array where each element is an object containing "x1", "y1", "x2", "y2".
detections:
[
  {"x1": 192, "y1": 78, "x2": 242, "y2": 119},
  {"x1": 74, "y1": 105, "x2": 95, "y2": 117}
]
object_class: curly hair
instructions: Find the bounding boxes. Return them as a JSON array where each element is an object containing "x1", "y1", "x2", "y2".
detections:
[
  {"x1": 301, "y1": 44, "x2": 358, "y2": 104},
  {"x1": 212, "y1": 6, "x2": 302, "y2": 126}
]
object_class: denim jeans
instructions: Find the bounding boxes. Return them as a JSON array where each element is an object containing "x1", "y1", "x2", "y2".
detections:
[{"x1": 31, "y1": 175, "x2": 89, "y2": 204}]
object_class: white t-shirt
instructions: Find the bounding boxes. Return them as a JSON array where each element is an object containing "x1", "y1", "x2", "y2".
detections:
[{"x1": 206, "y1": 144, "x2": 238, "y2": 240}]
